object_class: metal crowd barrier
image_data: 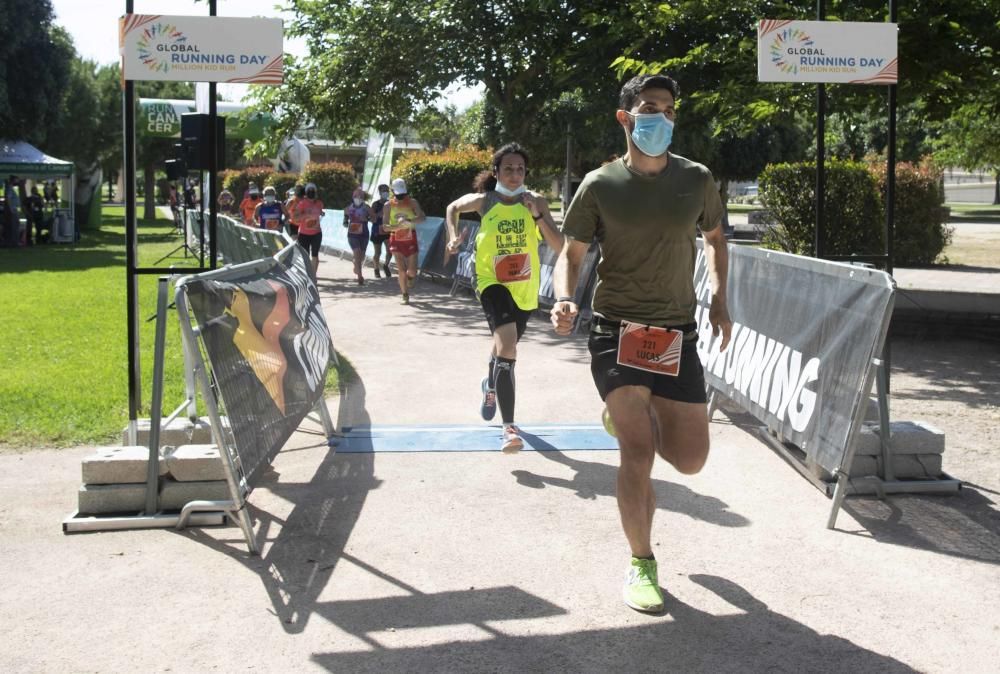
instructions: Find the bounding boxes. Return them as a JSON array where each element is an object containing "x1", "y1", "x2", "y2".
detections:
[{"x1": 185, "y1": 209, "x2": 290, "y2": 265}]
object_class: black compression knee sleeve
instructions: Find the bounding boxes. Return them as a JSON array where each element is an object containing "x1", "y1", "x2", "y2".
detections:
[{"x1": 494, "y1": 357, "x2": 516, "y2": 424}]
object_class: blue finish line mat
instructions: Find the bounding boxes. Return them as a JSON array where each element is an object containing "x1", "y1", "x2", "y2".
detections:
[{"x1": 334, "y1": 424, "x2": 617, "y2": 453}]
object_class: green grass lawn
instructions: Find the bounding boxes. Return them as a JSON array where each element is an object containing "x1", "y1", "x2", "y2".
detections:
[
  {"x1": 1, "y1": 205, "x2": 348, "y2": 450},
  {"x1": 946, "y1": 203, "x2": 1000, "y2": 224},
  {"x1": 0, "y1": 206, "x2": 196, "y2": 449}
]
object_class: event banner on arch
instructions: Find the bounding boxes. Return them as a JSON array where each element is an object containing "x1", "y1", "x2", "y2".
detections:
[
  {"x1": 758, "y1": 20, "x2": 898, "y2": 85},
  {"x1": 119, "y1": 14, "x2": 283, "y2": 84}
]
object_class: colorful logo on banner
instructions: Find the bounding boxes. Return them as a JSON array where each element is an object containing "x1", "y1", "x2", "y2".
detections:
[
  {"x1": 136, "y1": 22, "x2": 186, "y2": 74},
  {"x1": 769, "y1": 27, "x2": 814, "y2": 76}
]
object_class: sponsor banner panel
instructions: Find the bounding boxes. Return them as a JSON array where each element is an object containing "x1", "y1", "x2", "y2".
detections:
[
  {"x1": 319, "y1": 211, "x2": 445, "y2": 271},
  {"x1": 182, "y1": 245, "x2": 331, "y2": 484},
  {"x1": 694, "y1": 242, "x2": 893, "y2": 473},
  {"x1": 758, "y1": 19, "x2": 898, "y2": 84},
  {"x1": 120, "y1": 14, "x2": 283, "y2": 84},
  {"x1": 138, "y1": 98, "x2": 271, "y2": 139},
  {"x1": 361, "y1": 132, "x2": 394, "y2": 197}
]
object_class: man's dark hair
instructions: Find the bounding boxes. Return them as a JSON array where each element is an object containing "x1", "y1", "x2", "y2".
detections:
[{"x1": 619, "y1": 74, "x2": 680, "y2": 110}]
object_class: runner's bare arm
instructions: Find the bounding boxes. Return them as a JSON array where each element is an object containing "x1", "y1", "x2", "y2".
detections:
[
  {"x1": 550, "y1": 237, "x2": 589, "y2": 335},
  {"x1": 530, "y1": 193, "x2": 563, "y2": 254},
  {"x1": 702, "y1": 223, "x2": 732, "y2": 351},
  {"x1": 381, "y1": 202, "x2": 393, "y2": 231},
  {"x1": 409, "y1": 198, "x2": 426, "y2": 224},
  {"x1": 446, "y1": 193, "x2": 484, "y2": 249}
]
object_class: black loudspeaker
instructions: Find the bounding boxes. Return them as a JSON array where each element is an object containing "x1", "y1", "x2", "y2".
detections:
[
  {"x1": 164, "y1": 158, "x2": 187, "y2": 181},
  {"x1": 180, "y1": 113, "x2": 226, "y2": 170}
]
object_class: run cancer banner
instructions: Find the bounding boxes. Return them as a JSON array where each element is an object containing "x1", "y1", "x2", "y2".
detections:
[
  {"x1": 120, "y1": 14, "x2": 283, "y2": 84},
  {"x1": 139, "y1": 98, "x2": 272, "y2": 139},
  {"x1": 181, "y1": 246, "x2": 331, "y2": 484},
  {"x1": 758, "y1": 20, "x2": 898, "y2": 85},
  {"x1": 693, "y1": 242, "x2": 894, "y2": 475}
]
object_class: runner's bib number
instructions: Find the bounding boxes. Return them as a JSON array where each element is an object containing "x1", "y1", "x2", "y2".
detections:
[
  {"x1": 349, "y1": 222, "x2": 364, "y2": 234},
  {"x1": 616, "y1": 321, "x2": 683, "y2": 376},
  {"x1": 493, "y1": 253, "x2": 531, "y2": 283}
]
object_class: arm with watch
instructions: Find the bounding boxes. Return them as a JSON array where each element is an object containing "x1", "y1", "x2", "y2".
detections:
[{"x1": 550, "y1": 237, "x2": 590, "y2": 335}]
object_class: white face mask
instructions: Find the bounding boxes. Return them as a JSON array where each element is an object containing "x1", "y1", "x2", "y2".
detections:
[
  {"x1": 264, "y1": 195, "x2": 275, "y2": 204},
  {"x1": 353, "y1": 197, "x2": 362, "y2": 206},
  {"x1": 379, "y1": 190, "x2": 389, "y2": 199},
  {"x1": 494, "y1": 182, "x2": 526, "y2": 197}
]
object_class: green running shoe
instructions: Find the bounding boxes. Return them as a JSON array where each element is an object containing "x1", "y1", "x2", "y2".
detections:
[
  {"x1": 602, "y1": 406, "x2": 617, "y2": 438},
  {"x1": 623, "y1": 557, "x2": 664, "y2": 612}
]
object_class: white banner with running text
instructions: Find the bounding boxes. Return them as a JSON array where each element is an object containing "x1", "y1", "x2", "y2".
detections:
[
  {"x1": 758, "y1": 20, "x2": 898, "y2": 85},
  {"x1": 120, "y1": 14, "x2": 283, "y2": 84}
]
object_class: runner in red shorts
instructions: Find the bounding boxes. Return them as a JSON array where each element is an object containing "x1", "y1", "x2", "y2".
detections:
[{"x1": 382, "y1": 178, "x2": 426, "y2": 304}]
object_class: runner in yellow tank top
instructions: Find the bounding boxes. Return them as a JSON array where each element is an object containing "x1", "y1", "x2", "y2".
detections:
[
  {"x1": 445, "y1": 143, "x2": 563, "y2": 452},
  {"x1": 381, "y1": 177, "x2": 426, "y2": 304}
]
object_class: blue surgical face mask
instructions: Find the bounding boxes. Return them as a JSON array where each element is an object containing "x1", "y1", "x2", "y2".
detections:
[
  {"x1": 628, "y1": 112, "x2": 674, "y2": 157},
  {"x1": 494, "y1": 182, "x2": 526, "y2": 197}
]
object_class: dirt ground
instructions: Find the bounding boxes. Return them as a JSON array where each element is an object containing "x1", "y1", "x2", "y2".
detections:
[{"x1": 887, "y1": 335, "x2": 1000, "y2": 494}]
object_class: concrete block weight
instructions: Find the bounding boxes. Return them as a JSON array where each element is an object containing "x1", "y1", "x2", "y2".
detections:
[
  {"x1": 810, "y1": 451, "x2": 943, "y2": 481},
  {"x1": 165, "y1": 445, "x2": 226, "y2": 482},
  {"x1": 852, "y1": 420, "x2": 946, "y2": 456},
  {"x1": 78, "y1": 479, "x2": 231, "y2": 515},
  {"x1": 121, "y1": 416, "x2": 232, "y2": 449},
  {"x1": 82, "y1": 446, "x2": 168, "y2": 485}
]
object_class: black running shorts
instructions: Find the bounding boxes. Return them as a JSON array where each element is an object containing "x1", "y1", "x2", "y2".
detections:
[
  {"x1": 588, "y1": 318, "x2": 707, "y2": 403},
  {"x1": 297, "y1": 232, "x2": 322, "y2": 257},
  {"x1": 479, "y1": 284, "x2": 532, "y2": 339}
]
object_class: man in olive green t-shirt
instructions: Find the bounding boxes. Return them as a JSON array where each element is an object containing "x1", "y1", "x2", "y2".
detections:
[{"x1": 551, "y1": 74, "x2": 732, "y2": 613}]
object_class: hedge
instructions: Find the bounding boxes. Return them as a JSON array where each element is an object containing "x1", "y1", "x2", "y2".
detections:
[
  {"x1": 759, "y1": 160, "x2": 884, "y2": 258},
  {"x1": 759, "y1": 159, "x2": 951, "y2": 265},
  {"x1": 392, "y1": 146, "x2": 495, "y2": 218},
  {"x1": 300, "y1": 161, "x2": 358, "y2": 208},
  {"x1": 219, "y1": 162, "x2": 357, "y2": 207},
  {"x1": 869, "y1": 161, "x2": 951, "y2": 265}
]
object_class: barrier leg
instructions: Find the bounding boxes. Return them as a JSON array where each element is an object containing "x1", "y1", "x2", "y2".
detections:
[{"x1": 826, "y1": 472, "x2": 849, "y2": 529}]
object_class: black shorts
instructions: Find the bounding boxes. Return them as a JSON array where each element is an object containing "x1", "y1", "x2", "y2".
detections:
[
  {"x1": 288, "y1": 223, "x2": 299, "y2": 237},
  {"x1": 371, "y1": 233, "x2": 390, "y2": 244},
  {"x1": 297, "y1": 232, "x2": 322, "y2": 257},
  {"x1": 479, "y1": 284, "x2": 532, "y2": 339},
  {"x1": 588, "y1": 318, "x2": 707, "y2": 403}
]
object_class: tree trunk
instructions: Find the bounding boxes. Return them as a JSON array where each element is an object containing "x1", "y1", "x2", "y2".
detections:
[
  {"x1": 143, "y1": 160, "x2": 156, "y2": 221},
  {"x1": 993, "y1": 171, "x2": 999, "y2": 206}
]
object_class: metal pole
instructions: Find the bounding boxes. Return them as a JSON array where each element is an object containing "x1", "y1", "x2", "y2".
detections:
[
  {"x1": 563, "y1": 123, "x2": 573, "y2": 214},
  {"x1": 209, "y1": 0, "x2": 219, "y2": 270},
  {"x1": 145, "y1": 277, "x2": 170, "y2": 514},
  {"x1": 814, "y1": 0, "x2": 826, "y2": 259},
  {"x1": 124, "y1": 0, "x2": 141, "y2": 428},
  {"x1": 884, "y1": 0, "x2": 898, "y2": 392},
  {"x1": 886, "y1": 0, "x2": 897, "y2": 277}
]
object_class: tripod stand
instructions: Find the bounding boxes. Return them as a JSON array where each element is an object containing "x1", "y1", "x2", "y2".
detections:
[{"x1": 154, "y1": 205, "x2": 199, "y2": 264}]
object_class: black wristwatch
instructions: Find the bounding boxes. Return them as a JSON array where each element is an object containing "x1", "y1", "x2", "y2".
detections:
[{"x1": 557, "y1": 296, "x2": 574, "y2": 303}]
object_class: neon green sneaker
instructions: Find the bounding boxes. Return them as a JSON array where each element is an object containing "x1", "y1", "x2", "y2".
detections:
[
  {"x1": 602, "y1": 406, "x2": 617, "y2": 438},
  {"x1": 623, "y1": 557, "x2": 664, "y2": 612}
]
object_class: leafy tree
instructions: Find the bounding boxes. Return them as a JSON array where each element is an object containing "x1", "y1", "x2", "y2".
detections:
[
  {"x1": 247, "y1": 0, "x2": 633, "y2": 166},
  {"x1": 0, "y1": 1, "x2": 74, "y2": 145},
  {"x1": 933, "y1": 98, "x2": 1000, "y2": 204},
  {"x1": 409, "y1": 104, "x2": 462, "y2": 151},
  {"x1": 608, "y1": 0, "x2": 999, "y2": 149}
]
